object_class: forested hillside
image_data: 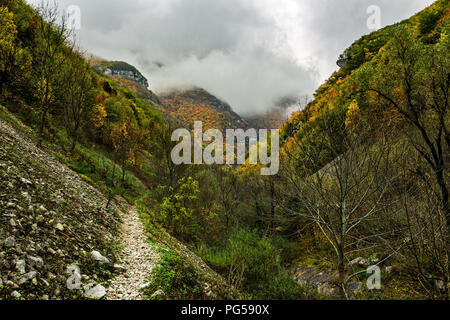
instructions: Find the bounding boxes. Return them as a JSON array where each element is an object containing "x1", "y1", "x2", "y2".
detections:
[
  {"x1": 0, "y1": 0, "x2": 448, "y2": 300},
  {"x1": 276, "y1": 0, "x2": 449, "y2": 298},
  {"x1": 160, "y1": 88, "x2": 249, "y2": 131}
]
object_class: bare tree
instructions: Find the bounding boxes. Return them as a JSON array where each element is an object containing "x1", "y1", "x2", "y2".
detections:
[
  {"x1": 32, "y1": 1, "x2": 72, "y2": 145},
  {"x1": 281, "y1": 118, "x2": 397, "y2": 297},
  {"x1": 216, "y1": 165, "x2": 240, "y2": 236}
]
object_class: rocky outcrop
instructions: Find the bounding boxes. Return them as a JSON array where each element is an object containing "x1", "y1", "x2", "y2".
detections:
[
  {"x1": 104, "y1": 68, "x2": 149, "y2": 88},
  {"x1": 95, "y1": 61, "x2": 149, "y2": 88},
  {"x1": 292, "y1": 265, "x2": 362, "y2": 297}
]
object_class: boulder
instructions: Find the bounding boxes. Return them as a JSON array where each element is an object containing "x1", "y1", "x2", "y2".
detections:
[
  {"x1": 54, "y1": 223, "x2": 64, "y2": 231},
  {"x1": 90, "y1": 251, "x2": 110, "y2": 264},
  {"x1": 113, "y1": 264, "x2": 126, "y2": 273},
  {"x1": 139, "y1": 282, "x2": 150, "y2": 290},
  {"x1": 84, "y1": 284, "x2": 106, "y2": 300},
  {"x1": 435, "y1": 280, "x2": 445, "y2": 291},
  {"x1": 24, "y1": 271, "x2": 37, "y2": 280},
  {"x1": 20, "y1": 178, "x2": 33, "y2": 186}
]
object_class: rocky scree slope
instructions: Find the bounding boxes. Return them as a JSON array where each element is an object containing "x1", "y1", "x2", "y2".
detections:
[{"x1": 0, "y1": 114, "x2": 125, "y2": 300}]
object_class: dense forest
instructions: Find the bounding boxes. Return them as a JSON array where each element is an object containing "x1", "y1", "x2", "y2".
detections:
[{"x1": 0, "y1": 0, "x2": 448, "y2": 300}]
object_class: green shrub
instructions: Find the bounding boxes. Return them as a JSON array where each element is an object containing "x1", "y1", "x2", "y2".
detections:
[
  {"x1": 200, "y1": 230, "x2": 302, "y2": 300},
  {"x1": 271, "y1": 236, "x2": 300, "y2": 267},
  {"x1": 143, "y1": 250, "x2": 205, "y2": 300}
]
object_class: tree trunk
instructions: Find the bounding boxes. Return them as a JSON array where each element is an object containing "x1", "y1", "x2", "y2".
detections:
[
  {"x1": 338, "y1": 245, "x2": 346, "y2": 299},
  {"x1": 70, "y1": 134, "x2": 78, "y2": 153},
  {"x1": 37, "y1": 108, "x2": 47, "y2": 147},
  {"x1": 0, "y1": 72, "x2": 5, "y2": 95},
  {"x1": 122, "y1": 158, "x2": 126, "y2": 182},
  {"x1": 106, "y1": 190, "x2": 113, "y2": 209},
  {"x1": 436, "y1": 170, "x2": 450, "y2": 299},
  {"x1": 436, "y1": 168, "x2": 449, "y2": 232}
]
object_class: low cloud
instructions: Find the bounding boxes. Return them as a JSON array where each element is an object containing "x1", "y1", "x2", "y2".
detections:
[{"x1": 27, "y1": 0, "x2": 433, "y2": 115}]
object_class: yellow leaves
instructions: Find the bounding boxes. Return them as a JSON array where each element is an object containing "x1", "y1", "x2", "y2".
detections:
[
  {"x1": 0, "y1": 7, "x2": 17, "y2": 71},
  {"x1": 0, "y1": 8, "x2": 16, "y2": 41},
  {"x1": 345, "y1": 100, "x2": 360, "y2": 130},
  {"x1": 91, "y1": 103, "x2": 107, "y2": 128},
  {"x1": 392, "y1": 86, "x2": 407, "y2": 106},
  {"x1": 35, "y1": 79, "x2": 54, "y2": 100}
]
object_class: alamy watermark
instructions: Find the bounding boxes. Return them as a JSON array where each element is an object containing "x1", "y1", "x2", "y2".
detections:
[
  {"x1": 66, "y1": 265, "x2": 81, "y2": 290},
  {"x1": 367, "y1": 265, "x2": 381, "y2": 290},
  {"x1": 66, "y1": 5, "x2": 81, "y2": 30},
  {"x1": 367, "y1": 5, "x2": 381, "y2": 31},
  {"x1": 171, "y1": 121, "x2": 280, "y2": 176}
]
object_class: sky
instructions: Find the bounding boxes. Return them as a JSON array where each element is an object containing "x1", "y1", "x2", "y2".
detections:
[{"x1": 27, "y1": 0, "x2": 434, "y2": 116}]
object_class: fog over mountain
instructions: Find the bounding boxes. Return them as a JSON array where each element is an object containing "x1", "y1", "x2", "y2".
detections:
[{"x1": 27, "y1": 0, "x2": 433, "y2": 116}]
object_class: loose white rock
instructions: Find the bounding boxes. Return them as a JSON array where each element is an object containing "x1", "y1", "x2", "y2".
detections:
[
  {"x1": 54, "y1": 223, "x2": 64, "y2": 231},
  {"x1": 90, "y1": 250, "x2": 110, "y2": 264},
  {"x1": 113, "y1": 264, "x2": 126, "y2": 272},
  {"x1": 4, "y1": 236, "x2": 15, "y2": 247},
  {"x1": 28, "y1": 256, "x2": 44, "y2": 269},
  {"x1": 24, "y1": 271, "x2": 37, "y2": 280},
  {"x1": 105, "y1": 208, "x2": 159, "y2": 300},
  {"x1": 85, "y1": 284, "x2": 106, "y2": 300},
  {"x1": 16, "y1": 259, "x2": 26, "y2": 274},
  {"x1": 151, "y1": 289, "x2": 165, "y2": 299},
  {"x1": 20, "y1": 178, "x2": 33, "y2": 186}
]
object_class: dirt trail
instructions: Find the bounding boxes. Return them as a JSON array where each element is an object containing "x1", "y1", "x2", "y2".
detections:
[{"x1": 106, "y1": 206, "x2": 159, "y2": 300}]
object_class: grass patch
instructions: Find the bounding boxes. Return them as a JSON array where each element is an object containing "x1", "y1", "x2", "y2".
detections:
[
  {"x1": 198, "y1": 230, "x2": 304, "y2": 300},
  {"x1": 142, "y1": 249, "x2": 206, "y2": 300}
]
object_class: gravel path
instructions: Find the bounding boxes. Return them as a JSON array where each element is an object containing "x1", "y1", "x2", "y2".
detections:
[{"x1": 106, "y1": 207, "x2": 159, "y2": 300}]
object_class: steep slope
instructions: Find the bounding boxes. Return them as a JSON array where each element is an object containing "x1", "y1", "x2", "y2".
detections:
[
  {"x1": 160, "y1": 88, "x2": 249, "y2": 131},
  {"x1": 0, "y1": 107, "x2": 238, "y2": 300},
  {"x1": 0, "y1": 111, "x2": 123, "y2": 300},
  {"x1": 281, "y1": 0, "x2": 450, "y2": 168}
]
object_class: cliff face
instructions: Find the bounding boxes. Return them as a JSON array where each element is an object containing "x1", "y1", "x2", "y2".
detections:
[
  {"x1": 104, "y1": 68, "x2": 149, "y2": 88},
  {"x1": 95, "y1": 61, "x2": 149, "y2": 87}
]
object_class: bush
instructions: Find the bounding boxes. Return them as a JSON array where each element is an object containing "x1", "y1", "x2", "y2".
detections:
[
  {"x1": 143, "y1": 250, "x2": 205, "y2": 300},
  {"x1": 200, "y1": 230, "x2": 302, "y2": 300},
  {"x1": 271, "y1": 236, "x2": 300, "y2": 267}
]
